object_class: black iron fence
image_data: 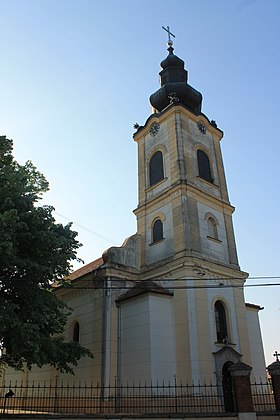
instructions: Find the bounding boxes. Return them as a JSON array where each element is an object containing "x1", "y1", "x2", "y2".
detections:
[
  {"x1": 251, "y1": 381, "x2": 276, "y2": 412},
  {"x1": 0, "y1": 380, "x2": 276, "y2": 416}
]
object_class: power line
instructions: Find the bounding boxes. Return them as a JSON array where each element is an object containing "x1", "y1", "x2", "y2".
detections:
[
  {"x1": 2, "y1": 279, "x2": 279, "y2": 290},
  {"x1": 68, "y1": 275, "x2": 280, "y2": 282},
  {"x1": 5, "y1": 212, "x2": 279, "y2": 291},
  {"x1": 52, "y1": 212, "x2": 279, "y2": 283},
  {"x1": 57, "y1": 282, "x2": 280, "y2": 290},
  {"x1": 54, "y1": 211, "x2": 120, "y2": 245}
]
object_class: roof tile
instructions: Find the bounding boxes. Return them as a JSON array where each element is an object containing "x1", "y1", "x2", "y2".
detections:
[{"x1": 68, "y1": 257, "x2": 104, "y2": 281}]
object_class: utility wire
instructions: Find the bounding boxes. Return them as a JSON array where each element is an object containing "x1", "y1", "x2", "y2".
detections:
[
  {"x1": 54, "y1": 211, "x2": 120, "y2": 245},
  {"x1": 2, "y1": 280, "x2": 279, "y2": 290},
  {"x1": 68, "y1": 276, "x2": 280, "y2": 282},
  {"x1": 23, "y1": 212, "x2": 280, "y2": 290},
  {"x1": 57, "y1": 282, "x2": 280, "y2": 290},
  {"x1": 53, "y1": 212, "x2": 279, "y2": 279}
]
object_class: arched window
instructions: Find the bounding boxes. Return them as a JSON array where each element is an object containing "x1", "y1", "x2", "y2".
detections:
[
  {"x1": 152, "y1": 219, "x2": 164, "y2": 243},
  {"x1": 215, "y1": 301, "x2": 228, "y2": 343},
  {"x1": 208, "y1": 217, "x2": 218, "y2": 239},
  {"x1": 73, "y1": 322, "x2": 80, "y2": 343},
  {"x1": 149, "y1": 151, "x2": 164, "y2": 186},
  {"x1": 197, "y1": 149, "x2": 213, "y2": 183}
]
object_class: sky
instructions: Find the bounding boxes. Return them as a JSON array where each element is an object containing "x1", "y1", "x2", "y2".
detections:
[{"x1": 0, "y1": 0, "x2": 279, "y2": 366}]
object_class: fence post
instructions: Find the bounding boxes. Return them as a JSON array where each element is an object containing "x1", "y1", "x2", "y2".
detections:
[
  {"x1": 3, "y1": 389, "x2": 14, "y2": 414},
  {"x1": 229, "y1": 362, "x2": 254, "y2": 413},
  {"x1": 267, "y1": 359, "x2": 280, "y2": 411}
]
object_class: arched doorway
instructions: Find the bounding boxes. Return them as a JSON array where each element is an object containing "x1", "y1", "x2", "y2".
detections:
[{"x1": 222, "y1": 361, "x2": 235, "y2": 412}]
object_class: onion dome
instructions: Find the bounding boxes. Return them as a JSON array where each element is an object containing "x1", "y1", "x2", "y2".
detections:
[
  {"x1": 160, "y1": 46, "x2": 184, "y2": 69},
  {"x1": 150, "y1": 46, "x2": 202, "y2": 114}
]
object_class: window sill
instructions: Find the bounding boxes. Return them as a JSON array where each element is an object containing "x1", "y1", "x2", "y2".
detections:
[
  {"x1": 149, "y1": 238, "x2": 165, "y2": 246},
  {"x1": 146, "y1": 177, "x2": 168, "y2": 192},
  {"x1": 196, "y1": 176, "x2": 219, "y2": 188},
  {"x1": 215, "y1": 341, "x2": 236, "y2": 347},
  {"x1": 207, "y1": 235, "x2": 222, "y2": 243}
]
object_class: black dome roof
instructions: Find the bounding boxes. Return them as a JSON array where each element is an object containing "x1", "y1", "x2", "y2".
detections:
[
  {"x1": 150, "y1": 46, "x2": 202, "y2": 114},
  {"x1": 160, "y1": 46, "x2": 184, "y2": 69}
]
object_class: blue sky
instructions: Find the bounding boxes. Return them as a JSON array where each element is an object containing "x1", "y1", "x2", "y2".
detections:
[{"x1": 0, "y1": 0, "x2": 279, "y2": 365}]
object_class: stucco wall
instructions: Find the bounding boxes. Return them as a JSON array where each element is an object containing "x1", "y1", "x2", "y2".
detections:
[{"x1": 119, "y1": 293, "x2": 176, "y2": 384}]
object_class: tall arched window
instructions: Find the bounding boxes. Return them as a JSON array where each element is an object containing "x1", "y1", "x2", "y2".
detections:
[
  {"x1": 215, "y1": 301, "x2": 228, "y2": 343},
  {"x1": 149, "y1": 151, "x2": 164, "y2": 186},
  {"x1": 152, "y1": 219, "x2": 164, "y2": 243},
  {"x1": 73, "y1": 322, "x2": 80, "y2": 343},
  {"x1": 208, "y1": 216, "x2": 218, "y2": 239},
  {"x1": 197, "y1": 149, "x2": 213, "y2": 183}
]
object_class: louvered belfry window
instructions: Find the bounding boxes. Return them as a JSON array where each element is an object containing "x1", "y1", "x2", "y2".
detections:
[
  {"x1": 197, "y1": 150, "x2": 212, "y2": 183},
  {"x1": 149, "y1": 151, "x2": 164, "y2": 186}
]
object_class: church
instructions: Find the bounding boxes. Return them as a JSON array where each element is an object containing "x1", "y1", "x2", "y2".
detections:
[{"x1": 3, "y1": 34, "x2": 267, "y2": 392}]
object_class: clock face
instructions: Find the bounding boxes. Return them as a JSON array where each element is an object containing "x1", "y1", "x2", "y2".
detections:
[
  {"x1": 197, "y1": 121, "x2": 206, "y2": 134},
  {"x1": 150, "y1": 123, "x2": 160, "y2": 137}
]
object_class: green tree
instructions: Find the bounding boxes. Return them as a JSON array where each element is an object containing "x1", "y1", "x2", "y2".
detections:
[{"x1": 0, "y1": 136, "x2": 92, "y2": 373}]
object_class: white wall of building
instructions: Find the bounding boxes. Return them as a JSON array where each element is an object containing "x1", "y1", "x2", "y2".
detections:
[{"x1": 119, "y1": 293, "x2": 176, "y2": 384}]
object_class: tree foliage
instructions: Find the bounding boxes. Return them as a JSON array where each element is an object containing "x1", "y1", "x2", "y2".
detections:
[{"x1": 0, "y1": 136, "x2": 92, "y2": 373}]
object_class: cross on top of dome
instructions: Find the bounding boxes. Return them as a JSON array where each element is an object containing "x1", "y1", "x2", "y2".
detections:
[{"x1": 162, "y1": 25, "x2": 175, "y2": 47}]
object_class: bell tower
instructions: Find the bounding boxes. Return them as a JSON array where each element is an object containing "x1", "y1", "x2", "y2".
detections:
[{"x1": 134, "y1": 41, "x2": 239, "y2": 273}]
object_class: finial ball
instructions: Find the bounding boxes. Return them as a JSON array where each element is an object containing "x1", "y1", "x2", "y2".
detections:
[{"x1": 167, "y1": 40, "x2": 173, "y2": 47}]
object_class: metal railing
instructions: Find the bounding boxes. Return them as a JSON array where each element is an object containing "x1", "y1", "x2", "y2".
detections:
[
  {"x1": 0, "y1": 379, "x2": 276, "y2": 415},
  {"x1": 251, "y1": 380, "x2": 276, "y2": 412}
]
